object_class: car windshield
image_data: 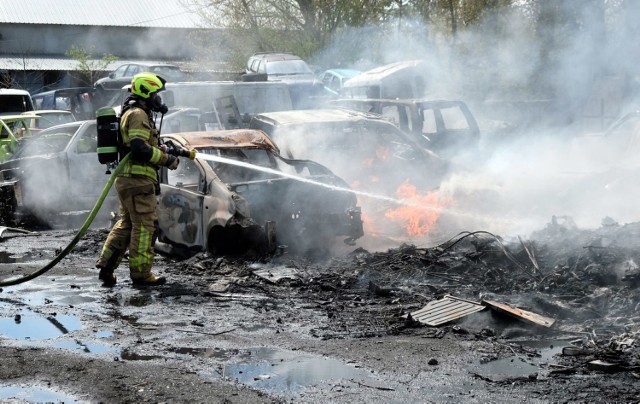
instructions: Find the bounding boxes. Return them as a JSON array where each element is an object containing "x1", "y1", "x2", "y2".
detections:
[
  {"x1": 13, "y1": 125, "x2": 78, "y2": 158},
  {"x1": 29, "y1": 113, "x2": 75, "y2": 129},
  {"x1": 0, "y1": 95, "x2": 32, "y2": 113},
  {"x1": 266, "y1": 60, "x2": 312, "y2": 75}
]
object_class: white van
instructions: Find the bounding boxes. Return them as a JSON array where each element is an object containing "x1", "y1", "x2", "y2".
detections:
[
  {"x1": 0, "y1": 89, "x2": 34, "y2": 116},
  {"x1": 342, "y1": 60, "x2": 429, "y2": 100}
]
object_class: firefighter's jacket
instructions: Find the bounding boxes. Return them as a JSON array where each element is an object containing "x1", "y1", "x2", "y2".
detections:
[{"x1": 119, "y1": 106, "x2": 170, "y2": 181}]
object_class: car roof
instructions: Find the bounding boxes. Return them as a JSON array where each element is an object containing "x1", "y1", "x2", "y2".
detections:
[
  {"x1": 344, "y1": 60, "x2": 425, "y2": 86},
  {"x1": 323, "y1": 69, "x2": 361, "y2": 78},
  {"x1": 128, "y1": 62, "x2": 179, "y2": 68},
  {"x1": 250, "y1": 52, "x2": 302, "y2": 62},
  {"x1": 253, "y1": 108, "x2": 389, "y2": 126},
  {"x1": 162, "y1": 129, "x2": 279, "y2": 151},
  {"x1": 330, "y1": 98, "x2": 466, "y2": 107},
  {"x1": 1, "y1": 114, "x2": 39, "y2": 121},
  {"x1": 31, "y1": 87, "x2": 93, "y2": 97},
  {"x1": 0, "y1": 89, "x2": 31, "y2": 96},
  {"x1": 29, "y1": 110, "x2": 74, "y2": 115}
]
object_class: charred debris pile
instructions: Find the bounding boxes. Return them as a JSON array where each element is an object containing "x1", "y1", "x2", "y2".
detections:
[
  {"x1": 167, "y1": 215, "x2": 640, "y2": 374},
  {"x1": 74, "y1": 216, "x2": 640, "y2": 374}
]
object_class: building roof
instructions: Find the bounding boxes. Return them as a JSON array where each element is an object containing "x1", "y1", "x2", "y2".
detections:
[
  {"x1": 0, "y1": 0, "x2": 209, "y2": 29},
  {"x1": 0, "y1": 56, "x2": 184, "y2": 71}
]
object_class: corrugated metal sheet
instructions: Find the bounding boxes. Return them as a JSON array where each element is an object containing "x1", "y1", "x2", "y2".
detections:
[
  {"x1": 410, "y1": 295, "x2": 486, "y2": 326},
  {"x1": 0, "y1": 0, "x2": 208, "y2": 28},
  {"x1": 0, "y1": 56, "x2": 181, "y2": 71}
]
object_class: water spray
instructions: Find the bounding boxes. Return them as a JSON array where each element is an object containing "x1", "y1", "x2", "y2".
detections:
[{"x1": 195, "y1": 152, "x2": 489, "y2": 222}]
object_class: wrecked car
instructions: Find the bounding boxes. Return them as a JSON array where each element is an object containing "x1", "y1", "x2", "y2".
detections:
[
  {"x1": 341, "y1": 60, "x2": 429, "y2": 100},
  {"x1": 22, "y1": 110, "x2": 77, "y2": 135},
  {"x1": 325, "y1": 98, "x2": 481, "y2": 160},
  {"x1": 0, "y1": 120, "x2": 117, "y2": 226},
  {"x1": 318, "y1": 68, "x2": 361, "y2": 97},
  {"x1": 156, "y1": 129, "x2": 363, "y2": 254},
  {"x1": 0, "y1": 114, "x2": 37, "y2": 163},
  {"x1": 248, "y1": 108, "x2": 449, "y2": 196},
  {"x1": 107, "y1": 81, "x2": 294, "y2": 132}
]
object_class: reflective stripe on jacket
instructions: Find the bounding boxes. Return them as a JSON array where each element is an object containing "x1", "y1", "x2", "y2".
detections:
[{"x1": 120, "y1": 107, "x2": 162, "y2": 181}]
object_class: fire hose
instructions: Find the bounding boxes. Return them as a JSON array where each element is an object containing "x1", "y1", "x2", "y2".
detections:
[{"x1": 0, "y1": 154, "x2": 131, "y2": 287}]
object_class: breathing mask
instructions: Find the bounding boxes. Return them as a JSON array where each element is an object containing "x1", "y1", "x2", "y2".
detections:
[{"x1": 150, "y1": 94, "x2": 168, "y2": 114}]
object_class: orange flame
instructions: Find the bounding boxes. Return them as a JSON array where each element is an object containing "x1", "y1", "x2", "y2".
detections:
[
  {"x1": 385, "y1": 181, "x2": 449, "y2": 236},
  {"x1": 376, "y1": 146, "x2": 389, "y2": 161},
  {"x1": 360, "y1": 211, "x2": 379, "y2": 235}
]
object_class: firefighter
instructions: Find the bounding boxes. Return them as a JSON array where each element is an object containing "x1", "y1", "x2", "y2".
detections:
[{"x1": 96, "y1": 72, "x2": 179, "y2": 287}]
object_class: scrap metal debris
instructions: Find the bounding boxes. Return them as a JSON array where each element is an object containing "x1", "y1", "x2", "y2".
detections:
[
  {"x1": 409, "y1": 295, "x2": 486, "y2": 326},
  {"x1": 0, "y1": 226, "x2": 39, "y2": 239},
  {"x1": 252, "y1": 265, "x2": 300, "y2": 283}
]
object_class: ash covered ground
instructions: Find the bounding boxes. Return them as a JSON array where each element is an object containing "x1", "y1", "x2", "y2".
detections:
[{"x1": 0, "y1": 215, "x2": 639, "y2": 403}]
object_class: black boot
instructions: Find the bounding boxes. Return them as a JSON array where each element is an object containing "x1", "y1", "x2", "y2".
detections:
[{"x1": 97, "y1": 266, "x2": 117, "y2": 286}]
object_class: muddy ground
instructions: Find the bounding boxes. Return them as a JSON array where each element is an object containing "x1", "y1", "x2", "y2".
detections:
[{"x1": 0, "y1": 217, "x2": 639, "y2": 403}]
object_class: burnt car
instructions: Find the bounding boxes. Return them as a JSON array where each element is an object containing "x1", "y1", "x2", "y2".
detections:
[
  {"x1": 0, "y1": 120, "x2": 117, "y2": 226},
  {"x1": 249, "y1": 108, "x2": 448, "y2": 195},
  {"x1": 325, "y1": 98, "x2": 482, "y2": 161},
  {"x1": 157, "y1": 129, "x2": 363, "y2": 254}
]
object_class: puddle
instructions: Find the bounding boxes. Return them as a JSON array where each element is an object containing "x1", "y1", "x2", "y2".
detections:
[
  {"x1": 0, "y1": 275, "x2": 99, "y2": 306},
  {"x1": 202, "y1": 347, "x2": 374, "y2": 393},
  {"x1": 53, "y1": 339, "x2": 114, "y2": 354},
  {"x1": 472, "y1": 339, "x2": 570, "y2": 378},
  {"x1": 0, "y1": 250, "x2": 44, "y2": 263},
  {"x1": 171, "y1": 347, "x2": 243, "y2": 360},
  {"x1": 0, "y1": 385, "x2": 79, "y2": 403},
  {"x1": 0, "y1": 311, "x2": 81, "y2": 339},
  {"x1": 94, "y1": 330, "x2": 113, "y2": 338}
]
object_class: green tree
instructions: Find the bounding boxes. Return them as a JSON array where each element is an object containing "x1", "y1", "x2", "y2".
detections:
[
  {"x1": 186, "y1": 0, "x2": 392, "y2": 69},
  {"x1": 65, "y1": 45, "x2": 118, "y2": 87}
]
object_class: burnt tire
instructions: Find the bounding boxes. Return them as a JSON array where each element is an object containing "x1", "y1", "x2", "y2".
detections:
[{"x1": 207, "y1": 224, "x2": 269, "y2": 257}]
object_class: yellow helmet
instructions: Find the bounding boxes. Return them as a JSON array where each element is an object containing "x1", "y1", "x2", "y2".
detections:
[{"x1": 130, "y1": 72, "x2": 166, "y2": 99}]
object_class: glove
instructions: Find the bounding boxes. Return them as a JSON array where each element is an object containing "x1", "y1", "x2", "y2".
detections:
[{"x1": 166, "y1": 155, "x2": 179, "y2": 170}]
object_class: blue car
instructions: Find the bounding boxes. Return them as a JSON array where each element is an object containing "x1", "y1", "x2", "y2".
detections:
[{"x1": 318, "y1": 69, "x2": 361, "y2": 96}]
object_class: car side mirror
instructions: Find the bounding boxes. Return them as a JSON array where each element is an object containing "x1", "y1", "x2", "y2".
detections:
[{"x1": 109, "y1": 72, "x2": 115, "y2": 79}]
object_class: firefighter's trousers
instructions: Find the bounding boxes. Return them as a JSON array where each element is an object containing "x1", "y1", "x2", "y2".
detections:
[{"x1": 96, "y1": 176, "x2": 158, "y2": 280}]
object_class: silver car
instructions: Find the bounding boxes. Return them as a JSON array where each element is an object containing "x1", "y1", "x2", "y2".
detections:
[{"x1": 157, "y1": 129, "x2": 363, "y2": 254}]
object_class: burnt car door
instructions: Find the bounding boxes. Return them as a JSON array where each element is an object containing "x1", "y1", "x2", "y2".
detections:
[{"x1": 157, "y1": 157, "x2": 206, "y2": 248}]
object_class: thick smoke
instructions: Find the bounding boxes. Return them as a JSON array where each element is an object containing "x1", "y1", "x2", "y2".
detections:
[{"x1": 307, "y1": 2, "x2": 640, "y2": 246}]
